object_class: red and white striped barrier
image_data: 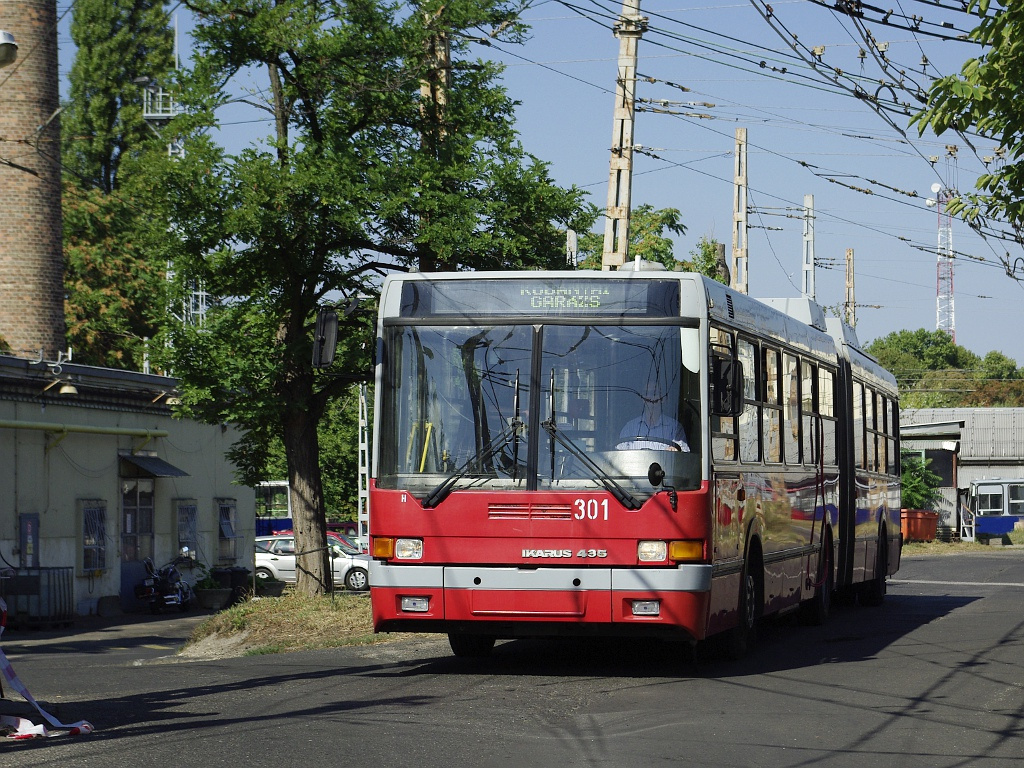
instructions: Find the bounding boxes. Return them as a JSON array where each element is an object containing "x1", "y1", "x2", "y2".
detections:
[{"x1": 0, "y1": 597, "x2": 94, "y2": 739}]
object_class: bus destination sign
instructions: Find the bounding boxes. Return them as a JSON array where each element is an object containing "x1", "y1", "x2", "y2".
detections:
[{"x1": 400, "y1": 278, "x2": 680, "y2": 318}]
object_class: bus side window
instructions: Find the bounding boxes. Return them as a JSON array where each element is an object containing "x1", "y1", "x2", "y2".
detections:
[
  {"x1": 738, "y1": 338, "x2": 760, "y2": 463},
  {"x1": 801, "y1": 360, "x2": 817, "y2": 465},
  {"x1": 763, "y1": 347, "x2": 781, "y2": 463},
  {"x1": 819, "y1": 367, "x2": 837, "y2": 466},
  {"x1": 711, "y1": 327, "x2": 738, "y2": 462},
  {"x1": 783, "y1": 353, "x2": 800, "y2": 465},
  {"x1": 852, "y1": 381, "x2": 865, "y2": 469},
  {"x1": 865, "y1": 387, "x2": 877, "y2": 472},
  {"x1": 1009, "y1": 484, "x2": 1024, "y2": 516},
  {"x1": 886, "y1": 398, "x2": 897, "y2": 475}
]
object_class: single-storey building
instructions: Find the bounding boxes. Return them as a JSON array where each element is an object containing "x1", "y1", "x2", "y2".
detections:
[
  {"x1": 0, "y1": 354, "x2": 254, "y2": 624},
  {"x1": 900, "y1": 407, "x2": 1024, "y2": 539}
]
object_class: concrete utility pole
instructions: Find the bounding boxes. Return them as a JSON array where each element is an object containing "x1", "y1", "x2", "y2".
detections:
[
  {"x1": 731, "y1": 128, "x2": 748, "y2": 294},
  {"x1": 801, "y1": 194, "x2": 815, "y2": 301},
  {"x1": 845, "y1": 248, "x2": 856, "y2": 327},
  {"x1": 601, "y1": 0, "x2": 646, "y2": 270}
]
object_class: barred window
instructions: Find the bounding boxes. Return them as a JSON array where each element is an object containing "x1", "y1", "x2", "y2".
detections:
[
  {"x1": 217, "y1": 499, "x2": 239, "y2": 562},
  {"x1": 176, "y1": 500, "x2": 199, "y2": 556},
  {"x1": 78, "y1": 500, "x2": 107, "y2": 573}
]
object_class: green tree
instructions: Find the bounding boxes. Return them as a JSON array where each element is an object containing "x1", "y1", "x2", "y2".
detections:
[
  {"x1": 148, "y1": 0, "x2": 595, "y2": 595},
  {"x1": 980, "y1": 350, "x2": 1019, "y2": 382},
  {"x1": 684, "y1": 234, "x2": 729, "y2": 283},
  {"x1": 911, "y1": 2, "x2": 1024, "y2": 231},
  {"x1": 965, "y1": 379, "x2": 1024, "y2": 407},
  {"x1": 261, "y1": 385, "x2": 364, "y2": 520},
  {"x1": 866, "y1": 329, "x2": 980, "y2": 392},
  {"x1": 63, "y1": 181, "x2": 167, "y2": 368},
  {"x1": 63, "y1": 0, "x2": 175, "y2": 193},
  {"x1": 576, "y1": 205, "x2": 685, "y2": 269},
  {"x1": 62, "y1": 0, "x2": 176, "y2": 368},
  {"x1": 902, "y1": 368, "x2": 978, "y2": 409}
]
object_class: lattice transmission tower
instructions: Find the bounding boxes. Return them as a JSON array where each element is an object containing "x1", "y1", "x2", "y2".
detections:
[{"x1": 931, "y1": 149, "x2": 958, "y2": 343}]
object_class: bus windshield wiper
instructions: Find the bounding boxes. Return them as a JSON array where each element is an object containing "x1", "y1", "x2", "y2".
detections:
[
  {"x1": 421, "y1": 417, "x2": 523, "y2": 509},
  {"x1": 540, "y1": 419, "x2": 642, "y2": 511}
]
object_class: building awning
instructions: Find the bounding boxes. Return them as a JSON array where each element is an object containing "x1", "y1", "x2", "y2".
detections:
[{"x1": 120, "y1": 454, "x2": 189, "y2": 477}]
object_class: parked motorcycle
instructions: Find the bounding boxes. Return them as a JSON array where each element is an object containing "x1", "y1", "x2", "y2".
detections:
[{"x1": 135, "y1": 549, "x2": 194, "y2": 613}]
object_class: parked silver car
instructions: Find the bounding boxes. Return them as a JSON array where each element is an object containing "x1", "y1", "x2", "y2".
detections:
[{"x1": 255, "y1": 534, "x2": 369, "y2": 591}]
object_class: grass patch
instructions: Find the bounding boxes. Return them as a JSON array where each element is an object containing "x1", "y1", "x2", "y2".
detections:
[
  {"x1": 902, "y1": 539, "x2": 997, "y2": 556},
  {"x1": 186, "y1": 591, "x2": 380, "y2": 655}
]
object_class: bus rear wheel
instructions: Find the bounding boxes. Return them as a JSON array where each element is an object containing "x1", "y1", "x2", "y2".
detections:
[
  {"x1": 800, "y1": 535, "x2": 833, "y2": 626},
  {"x1": 861, "y1": 532, "x2": 888, "y2": 607},
  {"x1": 448, "y1": 633, "x2": 496, "y2": 658}
]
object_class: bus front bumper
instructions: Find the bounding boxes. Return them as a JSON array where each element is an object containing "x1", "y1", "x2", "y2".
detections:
[{"x1": 370, "y1": 561, "x2": 713, "y2": 641}]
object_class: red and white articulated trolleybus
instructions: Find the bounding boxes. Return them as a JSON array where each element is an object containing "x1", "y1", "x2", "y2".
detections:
[{"x1": 367, "y1": 263, "x2": 901, "y2": 657}]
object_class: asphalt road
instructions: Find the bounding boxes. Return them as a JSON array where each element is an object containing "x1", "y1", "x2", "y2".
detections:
[{"x1": 2, "y1": 550, "x2": 1023, "y2": 768}]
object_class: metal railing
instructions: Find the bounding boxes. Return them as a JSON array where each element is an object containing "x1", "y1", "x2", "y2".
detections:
[
  {"x1": 960, "y1": 502, "x2": 975, "y2": 542},
  {"x1": 0, "y1": 567, "x2": 74, "y2": 629}
]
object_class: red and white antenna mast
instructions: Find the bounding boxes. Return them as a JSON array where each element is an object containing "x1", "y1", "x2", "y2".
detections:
[{"x1": 933, "y1": 180, "x2": 955, "y2": 343}]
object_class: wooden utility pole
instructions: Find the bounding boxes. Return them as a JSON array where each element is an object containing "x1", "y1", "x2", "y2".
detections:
[
  {"x1": 731, "y1": 128, "x2": 748, "y2": 293},
  {"x1": 601, "y1": 0, "x2": 646, "y2": 269}
]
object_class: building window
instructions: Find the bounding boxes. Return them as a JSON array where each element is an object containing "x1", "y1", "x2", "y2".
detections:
[
  {"x1": 217, "y1": 499, "x2": 239, "y2": 562},
  {"x1": 78, "y1": 499, "x2": 107, "y2": 573},
  {"x1": 121, "y1": 478, "x2": 154, "y2": 562},
  {"x1": 176, "y1": 500, "x2": 199, "y2": 557}
]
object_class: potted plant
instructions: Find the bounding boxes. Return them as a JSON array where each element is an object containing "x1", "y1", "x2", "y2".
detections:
[
  {"x1": 900, "y1": 451, "x2": 942, "y2": 542},
  {"x1": 192, "y1": 565, "x2": 233, "y2": 610},
  {"x1": 255, "y1": 575, "x2": 287, "y2": 597}
]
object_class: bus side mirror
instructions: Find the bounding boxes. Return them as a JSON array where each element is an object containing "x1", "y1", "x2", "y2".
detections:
[
  {"x1": 712, "y1": 357, "x2": 743, "y2": 417},
  {"x1": 312, "y1": 309, "x2": 339, "y2": 368}
]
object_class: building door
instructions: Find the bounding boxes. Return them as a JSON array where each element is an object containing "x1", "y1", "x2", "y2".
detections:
[{"x1": 120, "y1": 477, "x2": 155, "y2": 611}]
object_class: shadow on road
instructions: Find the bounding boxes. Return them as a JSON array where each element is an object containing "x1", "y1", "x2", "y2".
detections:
[{"x1": 380, "y1": 591, "x2": 979, "y2": 680}]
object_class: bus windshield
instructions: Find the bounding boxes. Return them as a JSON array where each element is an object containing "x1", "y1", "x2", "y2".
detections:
[{"x1": 378, "y1": 322, "x2": 701, "y2": 500}]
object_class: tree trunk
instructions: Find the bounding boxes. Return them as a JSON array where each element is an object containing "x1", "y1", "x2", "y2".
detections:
[{"x1": 283, "y1": 393, "x2": 331, "y2": 595}]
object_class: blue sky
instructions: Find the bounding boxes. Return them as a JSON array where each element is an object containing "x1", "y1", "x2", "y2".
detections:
[{"x1": 56, "y1": 1, "x2": 1024, "y2": 364}]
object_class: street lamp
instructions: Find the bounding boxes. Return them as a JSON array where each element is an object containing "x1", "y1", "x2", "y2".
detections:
[{"x1": 0, "y1": 30, "x2": 17, "y2": 69}]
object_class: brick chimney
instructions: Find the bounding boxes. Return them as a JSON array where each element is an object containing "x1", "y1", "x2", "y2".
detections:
[{"x1": 0, "y1": 0, "x2": 66, "y2": 360}]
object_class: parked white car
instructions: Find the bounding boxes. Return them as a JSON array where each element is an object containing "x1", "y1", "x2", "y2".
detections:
[{"x1": 255, "y1": 534, "x2": 369, "y2": 591}]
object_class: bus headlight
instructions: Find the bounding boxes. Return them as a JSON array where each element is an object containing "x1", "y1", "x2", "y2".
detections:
[
  {"x1": 638, "y1": 541, "x2": 668, "y2": 562},
  {"x1": 395, "y1": 538, "x2": 423, "y2": 560}
]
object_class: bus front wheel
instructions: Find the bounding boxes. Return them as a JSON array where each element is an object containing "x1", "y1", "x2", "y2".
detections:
[{"x1": 723, "y1": 547, "x2": 762, "y2": 659}]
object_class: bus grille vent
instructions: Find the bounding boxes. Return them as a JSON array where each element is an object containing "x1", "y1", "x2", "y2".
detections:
[
  {"x1": 726, "y1": 294, "x2": 735, "y2": 319},
  {"x1": 488, "y1": 503, "x2": 573, "y2": 520}
]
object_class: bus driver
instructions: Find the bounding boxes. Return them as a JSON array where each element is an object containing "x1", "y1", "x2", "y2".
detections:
[{"x1": 616, "y1": 381, "x2": 690, "y2": 452}]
